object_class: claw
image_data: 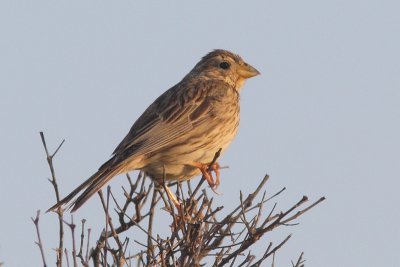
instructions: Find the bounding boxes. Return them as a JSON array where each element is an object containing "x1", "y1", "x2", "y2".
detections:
[
  {"x1": 211, "y1": 186, "x2": 221, "y2": 195},
  {"x1": 191, "y1": 161, "x2": 221, "y2": 192}
]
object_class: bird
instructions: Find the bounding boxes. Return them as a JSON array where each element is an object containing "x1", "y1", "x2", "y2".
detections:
[{"x1": 48, "y1": 49, "x2": 260, "y2": 212}]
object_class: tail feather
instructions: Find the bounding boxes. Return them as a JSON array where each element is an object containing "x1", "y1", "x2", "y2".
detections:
[
  {"x1": 46, "y1": 170, "x2": 104, "y2": 212},
  {"x1": 69, "y1": 167, "x2": 123, "y2": 212},
  {"x1": 47, "y1": 162, "x2": 124, "y2": 212}
]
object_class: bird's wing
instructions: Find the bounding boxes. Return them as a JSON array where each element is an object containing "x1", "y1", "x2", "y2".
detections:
[
  {"x1": 48, "y1": 80, "x2": 232, "y2": 212},
  {"x1": 110, "y1": 80, "x2": 230, "y2": 164}
]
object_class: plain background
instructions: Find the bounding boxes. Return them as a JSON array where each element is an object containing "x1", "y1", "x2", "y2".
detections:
[{"x1": 1, "y1": 1, "x2": 399, "y2": 266}]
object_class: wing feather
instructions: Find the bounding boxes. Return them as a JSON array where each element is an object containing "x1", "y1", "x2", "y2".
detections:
[{"x1": 111, "y1": 80, "x2": 231, "y2": 162}]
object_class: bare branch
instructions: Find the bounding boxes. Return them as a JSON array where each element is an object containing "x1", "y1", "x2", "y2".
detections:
[
  {"x1": 31, "y1": 210, "x2": 48, "y2": 267},
  {"x1": 40, "y1": 131, "x2": 64, "y2": 267}
]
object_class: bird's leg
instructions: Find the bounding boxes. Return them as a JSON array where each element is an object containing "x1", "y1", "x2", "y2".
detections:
[
  {"x1": 162, "y1": 182, "x2": 183, "y2": 213},
  {"x1": 191, "y1": 161, "x2": 221, "y2": 193}
]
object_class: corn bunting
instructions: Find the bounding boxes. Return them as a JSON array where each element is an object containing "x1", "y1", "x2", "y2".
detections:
[{"x1": 48, "y1": 49, "x2": 259, "y2": 212}]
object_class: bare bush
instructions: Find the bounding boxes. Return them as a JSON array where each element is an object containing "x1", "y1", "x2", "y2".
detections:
[{"x1": 33, "y1": 132, "x2": 325, "y2": 267}]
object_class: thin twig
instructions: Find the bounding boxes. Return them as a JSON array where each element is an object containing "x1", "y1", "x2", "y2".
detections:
[
  {"x1": 31, "y1": 210, "x2": 47, "y2": 267},
  {"x1": 292, "y1": 252, "x2": 305, "y2": 267},
  {"x1": 63, "y1": 215, "x2": 78, "y2": 267},
  {"x1": 40, "y1": 131, "x2": 64, "y2": 267},
  {"x1": 146, "y1": 186, "x2": 158, "y2": 265}
]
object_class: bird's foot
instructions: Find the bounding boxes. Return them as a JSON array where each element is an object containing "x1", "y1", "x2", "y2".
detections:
[{"x1": 192, "y1": 161, "x2": 221, "y2": 194}]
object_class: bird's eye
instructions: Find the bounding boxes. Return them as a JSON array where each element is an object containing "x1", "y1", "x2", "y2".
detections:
[{"x1": 219, "y1": 61, "x2": 230, "y2": 69}]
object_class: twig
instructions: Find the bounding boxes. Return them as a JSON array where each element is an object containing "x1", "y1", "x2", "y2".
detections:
[
  {"x1": 292, "y1": 252, "x2": 305, "y2": 267},
  {"x1": 85, "y1": 228, "x2": 91, "y2": 263},
  {"x1": 146, "y1": 187, "x2": 158, "y2": 265},
  {"x1": 248, "y1": 235, "x2": 292, "y2": 267},
  {"x1": 104, "y1": 189, "x2": 110, "y2": 265},
  {"x1": 63, "y1": 215, "x2": 78, "y2": 267},
  {"x1": 40, "y1": 132, "x2": 65, "y2": 267},
  {"x1": 76, "y1": 219, "x2": 89, "y2": 267},
  {"x1": 64, "y1": 249, "x2": 70, "y2": 267},
  {"x1": 98, "y1": 188, "x2": 127, "y2": 266},
  {"x1": 31, "y1": 210, "x2": 48, "y2": 267}
]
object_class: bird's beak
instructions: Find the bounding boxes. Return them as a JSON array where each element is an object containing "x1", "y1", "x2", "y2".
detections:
[{"x1": 237, "y1": 63, "x2": 260, "y2": 79}]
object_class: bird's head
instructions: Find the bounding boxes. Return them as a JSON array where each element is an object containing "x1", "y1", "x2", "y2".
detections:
[{"x1": 188, "y1": 49, "x2": 260, "y2": 90}]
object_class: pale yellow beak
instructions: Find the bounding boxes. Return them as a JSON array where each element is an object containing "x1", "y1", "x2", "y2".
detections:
[{"x1": 237, "y1": 63, "x2": 260, "y2": 78}]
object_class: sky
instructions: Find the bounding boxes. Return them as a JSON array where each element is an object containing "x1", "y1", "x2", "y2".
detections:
[{"x1": 1, "y1": 1, "x2": 399, "y2": 266}]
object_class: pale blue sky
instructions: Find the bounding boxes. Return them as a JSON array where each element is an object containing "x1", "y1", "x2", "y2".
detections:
[{"x1": 1, "y1": 1, "x2": 399, "y2": 266}]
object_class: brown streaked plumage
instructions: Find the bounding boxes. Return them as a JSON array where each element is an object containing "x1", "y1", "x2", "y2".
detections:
[{"x1": 48, "y1": 49, "x2": 260, "y2": 212}]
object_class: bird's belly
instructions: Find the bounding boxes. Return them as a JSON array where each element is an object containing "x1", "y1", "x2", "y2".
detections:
[
  {"x1": 142, "y1": 129, "x2": 237, "y2": 181},
  {"x1": 142, "y1": 147, "x2": 221, "y2": 181},
  {"x1": 143, "y1": 163, "x2": 201, "y2": 181}
]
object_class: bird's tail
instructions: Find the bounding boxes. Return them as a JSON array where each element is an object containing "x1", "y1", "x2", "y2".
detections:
[{"x1": 47, "y1": 162, "x2": 124, "y2": 212}]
